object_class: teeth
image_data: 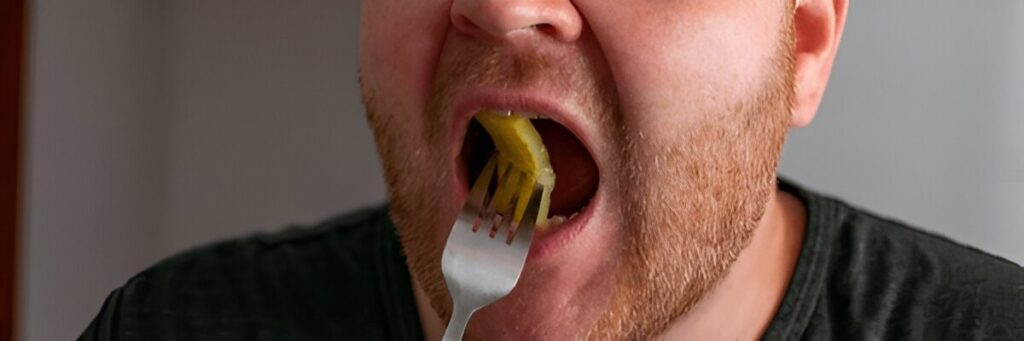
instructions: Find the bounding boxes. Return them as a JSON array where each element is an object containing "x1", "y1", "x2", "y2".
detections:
[
  {"x1": 542, "y1": 216, "x2": 568, "y2": 229},
  {"x1": 521, "y1": 112, "x2": 547, "y2": 120},
  {"x1": 537, "y1": 207, "x2": 583, "y2": 230},
  {"x1": 491, "y1": 110, "x2": 547, "y2": 120}
]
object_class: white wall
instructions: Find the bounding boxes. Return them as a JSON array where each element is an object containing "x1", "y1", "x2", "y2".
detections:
[
  {"x1": 22, "y1": 1, "x2": 167, "y2": 340},
  {"x1": 22, "y1": 1, "x2": 380, "y2": 340},
  {"x1": 159, "y1": 0, "x2": 380, "y2": 257},
  {"x1": 21, "y1": 0, "x2": 1023, "y2": 340},
  {"x1": 779, "y1": 0, "x2": 1024, "y2": 263}
]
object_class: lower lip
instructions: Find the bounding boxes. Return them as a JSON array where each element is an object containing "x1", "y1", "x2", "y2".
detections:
[{"x1": 528, "y1": 193, "x2": 597, "y2": 260}]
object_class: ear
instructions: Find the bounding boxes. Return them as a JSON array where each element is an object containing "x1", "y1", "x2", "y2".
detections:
[{"x1": 790, "y1": 0, "x2": 849, "y2": 128}]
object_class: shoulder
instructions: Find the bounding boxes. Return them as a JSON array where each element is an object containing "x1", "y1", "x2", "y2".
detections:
[
  {"x1": 833, "y1": 201, "x2": 1022, "y2": 284},
  {"x1": 80, "y1": 205, "x2": 413, "y2": 340},
  {"x1": 805, "y1": 190, "x2": 1024, "y2": 339}
]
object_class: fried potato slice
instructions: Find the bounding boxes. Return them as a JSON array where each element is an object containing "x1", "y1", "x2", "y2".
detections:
[{"x1": 475, "y1": 111, "x2": 555, "y2": 227}]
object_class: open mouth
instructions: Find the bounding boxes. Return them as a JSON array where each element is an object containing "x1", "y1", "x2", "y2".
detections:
[{"x1": 460, "y1": 114, "x2": 599, "y2": 228}]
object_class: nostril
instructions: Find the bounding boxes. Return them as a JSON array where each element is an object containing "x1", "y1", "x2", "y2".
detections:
[
  {"x1": 531, "y1": 23, "x2": 558, "y2": 37},
  {"x1": 450, "y1": 1, "x2": 582, "y2": 43},
  {"x1": 453, "y1": 15, "x2": 553, "y2": 41},
  {"x1": 452, "y1": 14, "x2": 485, "y2": 38}
]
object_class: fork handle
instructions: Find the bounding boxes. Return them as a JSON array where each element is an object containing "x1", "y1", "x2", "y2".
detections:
[{"x1": 442, "y1": 304, "x2": 475, "y2": 341}]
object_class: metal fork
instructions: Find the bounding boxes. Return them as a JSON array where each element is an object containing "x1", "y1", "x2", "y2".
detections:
[{"x1": 441, "y1": 155, "x2": 539, "y2": 340}]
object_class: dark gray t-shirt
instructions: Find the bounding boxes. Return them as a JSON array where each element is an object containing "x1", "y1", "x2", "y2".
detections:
[{"x1": 80, "y1": 180, "x2": 1024, "y2": 340}]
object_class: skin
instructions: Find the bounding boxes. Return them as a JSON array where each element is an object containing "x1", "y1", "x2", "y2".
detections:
[{"x1": 360, "y1": 0, "x2": 847, "y2": 339}]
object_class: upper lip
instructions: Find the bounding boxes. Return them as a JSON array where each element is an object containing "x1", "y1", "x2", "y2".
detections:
[{"x1": 448, "y1": 87, "x2": 596, "y2": 171}]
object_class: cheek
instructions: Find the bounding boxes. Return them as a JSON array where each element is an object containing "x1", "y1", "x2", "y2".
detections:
[
  {"x1": 360, "y1": 1, "x2": 451, "y2": 131},
  {"x1": 580, "y1": 1, "x2": 783, "y2": 133}
]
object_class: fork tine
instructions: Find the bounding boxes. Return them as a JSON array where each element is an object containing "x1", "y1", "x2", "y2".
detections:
[
  {"x1": 488, "y1": 214, "x2": 505, "y2": 238},
  {"x1": 466, "y1": 155, "x2": 497, "y2": 232},
  {"x1": 489, "y1": 162, "x2": 521, "y2": 213},
  {"x1": 494, "y1": 174, "x2": 526, "y2": 242},
  {"x1": 477, "y1": 197, "x2": 499, "y2": 234},
  {"x1": 467, "y1": 154, "x2": 498, "y2": 210},
  {"x1": 475, "y1": 165, "x2": 508, "y2": 235},
  {"x1": 508, "y1": 183, "x2": 544, "y2": 244}
]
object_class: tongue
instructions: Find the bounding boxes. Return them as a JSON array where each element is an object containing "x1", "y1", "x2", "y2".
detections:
[{"x1": 534, "y1": 120, "x2": 598, "y2": 217}]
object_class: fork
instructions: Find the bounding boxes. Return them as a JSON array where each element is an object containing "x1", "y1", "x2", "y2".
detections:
[{"x1": 440, "y1": 155, "x2": 540, "y2": 341}]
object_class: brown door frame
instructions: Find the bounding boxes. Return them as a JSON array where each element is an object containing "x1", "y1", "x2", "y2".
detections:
[{"x1": 1, "y1": 0, "x2": 26, "y2": 339}]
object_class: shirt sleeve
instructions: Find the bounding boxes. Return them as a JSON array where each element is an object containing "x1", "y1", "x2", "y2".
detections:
[{"x1": 78, "y1": 287, "x2": 127, "y2": 341}]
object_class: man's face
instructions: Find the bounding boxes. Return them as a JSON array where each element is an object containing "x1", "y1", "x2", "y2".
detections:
[{"x1": 360, "y1": 0, "x2": 795, "y2": 338}]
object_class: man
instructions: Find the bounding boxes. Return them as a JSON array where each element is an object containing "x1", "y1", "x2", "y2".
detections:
[{"x1": 82, "y1": 0, "x2": 1023, "y2": 339}]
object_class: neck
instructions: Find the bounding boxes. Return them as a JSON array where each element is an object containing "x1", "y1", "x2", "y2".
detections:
[
  {"x1": 413, "y1": 187, "x2": 807, "y2": 340},
  {"x1": 656, "y1": 187, "x2": 806, "y2": 339}
]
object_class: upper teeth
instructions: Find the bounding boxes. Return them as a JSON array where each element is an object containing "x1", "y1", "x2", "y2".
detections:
[{"x1": 496, "y1": 110, "x2": 546, "y2": 120}]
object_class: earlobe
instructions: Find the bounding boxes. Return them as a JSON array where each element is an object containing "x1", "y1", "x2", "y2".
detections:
[{"x1": 790, "y1": 0, "x2": 848, "y2": 128}]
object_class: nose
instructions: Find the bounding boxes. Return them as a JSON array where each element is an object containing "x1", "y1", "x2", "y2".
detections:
[{"x1": 451, "y1": 0, "x2": 583, "y2": 43}]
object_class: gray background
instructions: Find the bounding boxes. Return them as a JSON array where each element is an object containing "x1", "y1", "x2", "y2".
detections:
[{"x1": 20, "y1": 1, "x2": 1023, "y2": 340}]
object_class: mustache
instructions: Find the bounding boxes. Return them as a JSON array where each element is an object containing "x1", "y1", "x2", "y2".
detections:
[
  {"x1": 438, "y1": 44, "x2": 560, "y2": 89},
  {"x1": 427, "y1": 40, "x2": 618, "y2": 138}
]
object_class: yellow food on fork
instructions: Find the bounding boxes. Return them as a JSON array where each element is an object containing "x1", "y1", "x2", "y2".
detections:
[{"x1": 475, "y1": 111, "x2": 555, "y2": 228}]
